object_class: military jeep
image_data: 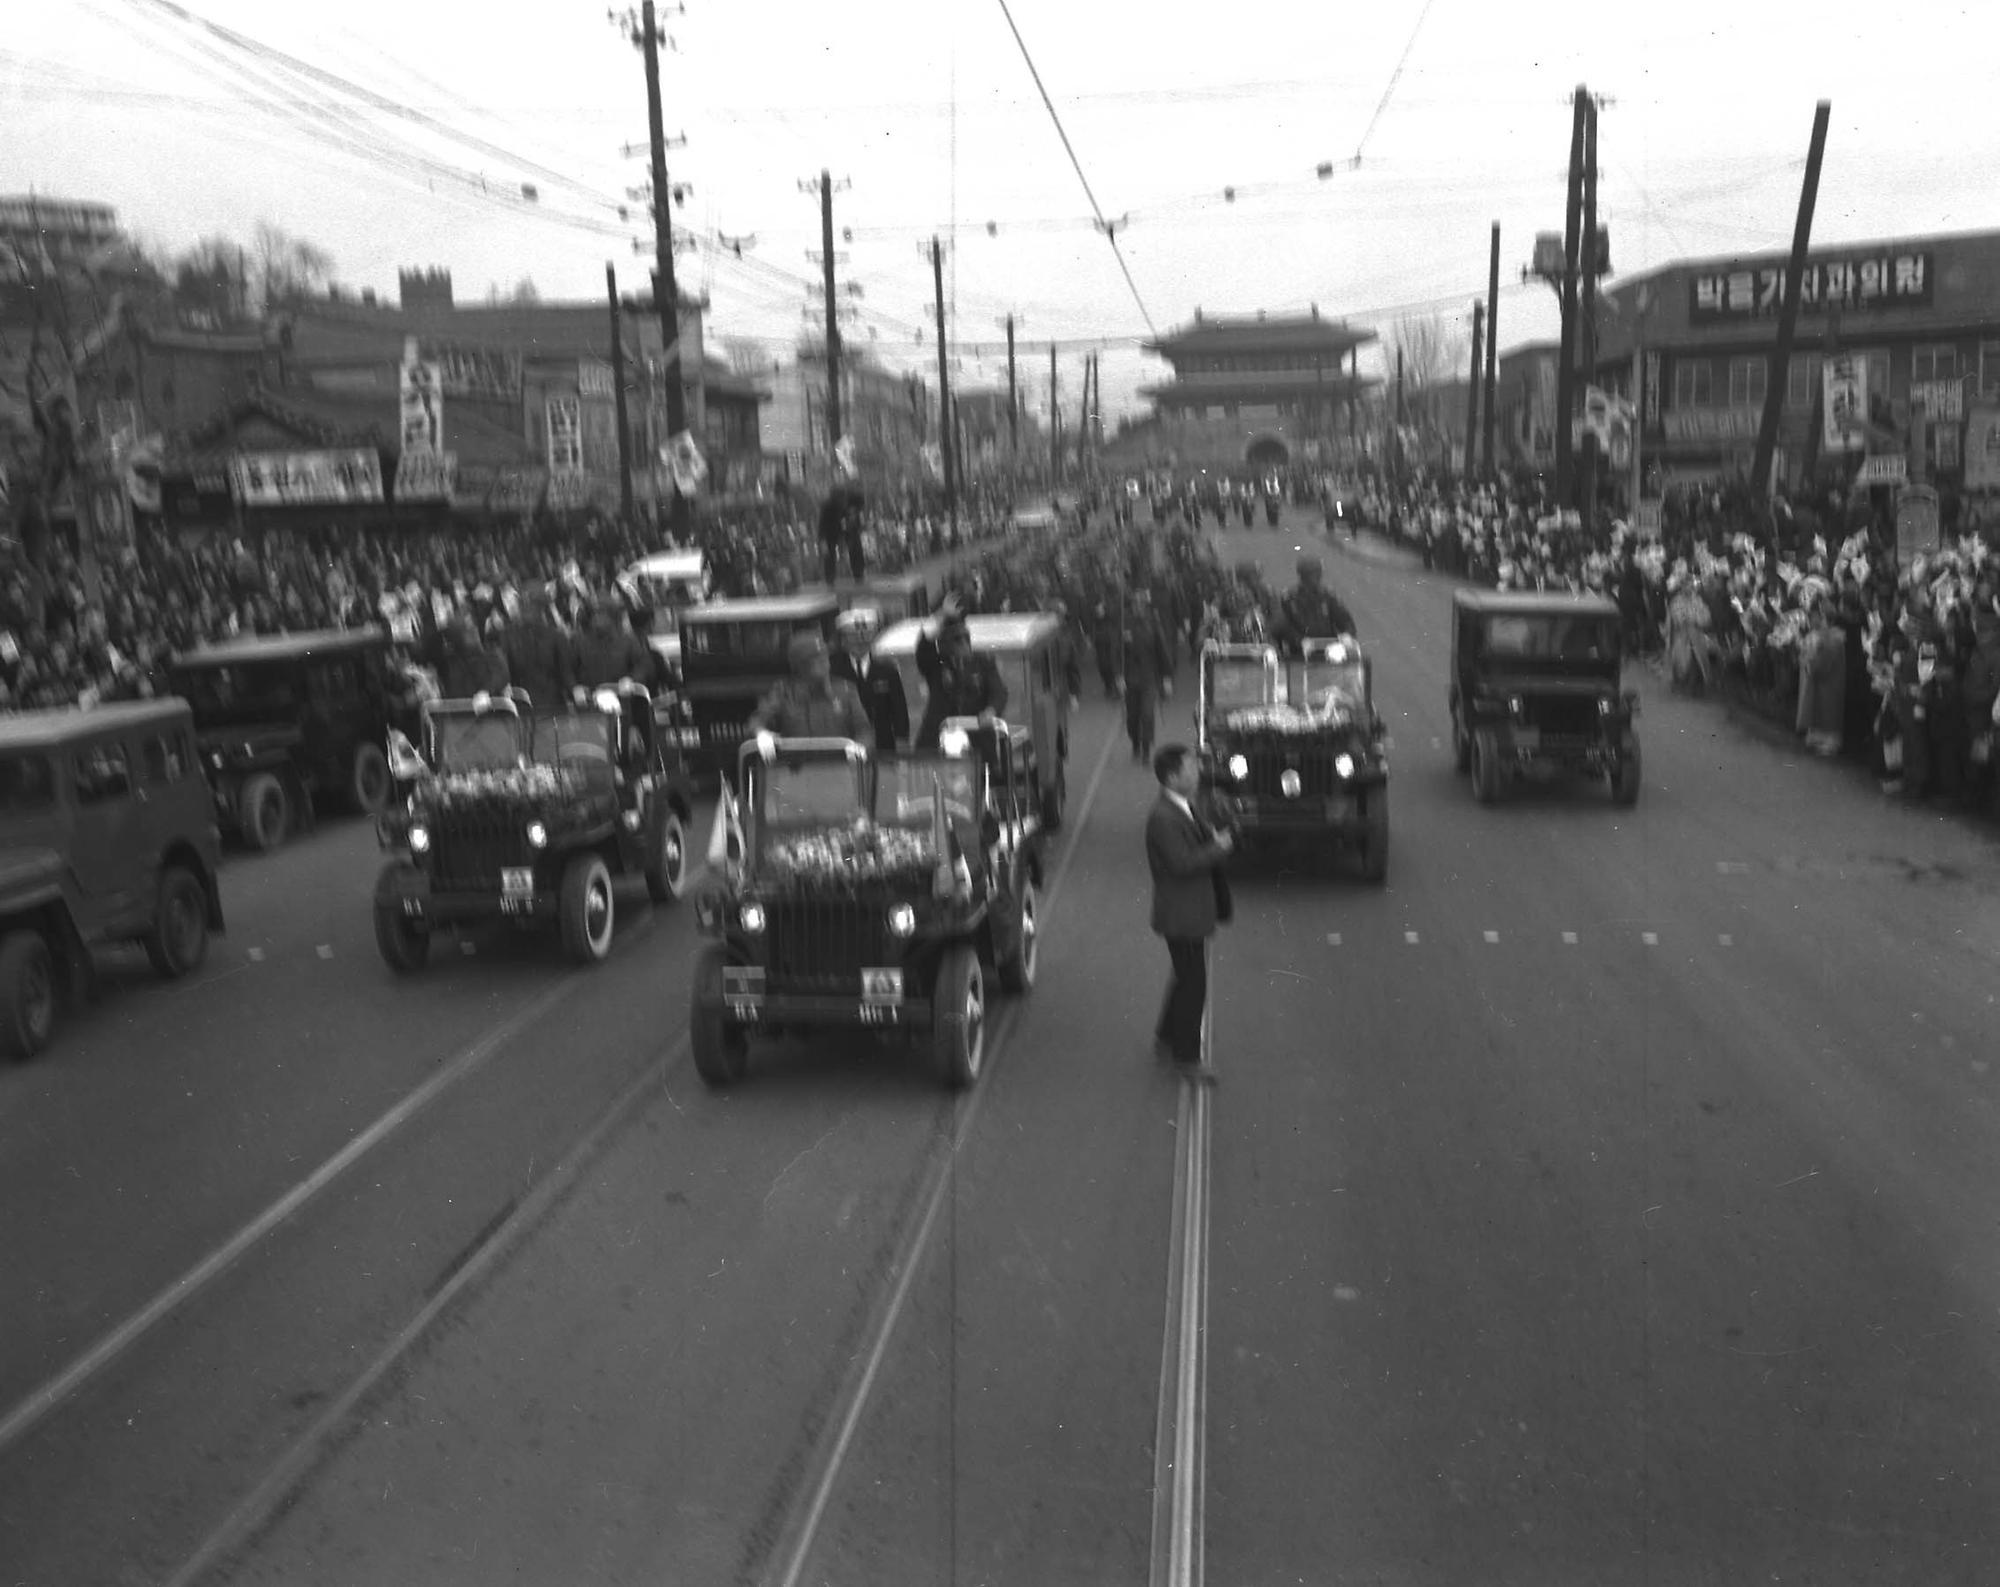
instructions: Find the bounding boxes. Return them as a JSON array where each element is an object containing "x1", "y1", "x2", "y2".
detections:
[
  {"x1": 169, "y1": 626, "x2": 404, "y2": 852},
  {"x1": 688, "y1": 717, "x2": 1044, "y2": 1090},
  {"x1": 373, "y1": 682, "x2": 698, "y2": 971},
  {"x1": 1197, "y1": 637, "x2": 1389, "y2": 882},
  {"x1": 0, "y1": 700, "x2": 226, "y2": 1057},
  {"x1": 1448, "y1": 590, "x2": 1639, "y2": 806}
]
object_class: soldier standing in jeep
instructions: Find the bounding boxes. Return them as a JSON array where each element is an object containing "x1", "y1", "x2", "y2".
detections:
[
  {"x1": 749, "y1": 633, "x2": 873, "y2": 749},
  {"x1": 1271, "y1": 556, "x2": 1358, "y2": 655},
  {"x1": 914, "y1": 598, "x2": 1008, "y2": 750}
]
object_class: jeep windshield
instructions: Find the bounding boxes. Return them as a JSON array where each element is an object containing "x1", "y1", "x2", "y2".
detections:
[
  {"x1": 171, "y1": 663, "x2": 296, "y2": 726},
  {"x1": 430, "y1": 712, "x2": 529, "y2": 772},
  {"x1": 753, "y1": 757, "x2": 869, "y2": 837},
  {"x1": 0, "y1": 753, "x2": 56, "y2": 817},
  {"x1": 1204, "y1": 657, "x2": 1277, "y2": 712},
  {"x1": 1472, "y1": 614, "x2": 1622, "y2": 669},
  {"x1": 683, "y1": 620, "x2": 802, "y2": 660},
  {"x1": 878, "y1": 757, "x2": 978, "y2": 830},
  {"x1": 534, "y1": 712, "x2": 620, "y2": 787},
  {"x1": 1293, "y1": 654, "x2": 1366, "y2": 717}
]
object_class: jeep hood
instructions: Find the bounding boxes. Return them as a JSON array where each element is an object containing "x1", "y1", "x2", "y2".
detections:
[
  {"x1": 1470, "y1": 672, "x2": 1619, "y2": 699},
  {"x1": 0, "y1": 844, "x2": 66, "y2": 901}
]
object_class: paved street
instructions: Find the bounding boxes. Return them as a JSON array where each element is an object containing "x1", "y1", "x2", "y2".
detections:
[{"x1": 3, "y1": 507, "x2": 1998, "y2": 1584}]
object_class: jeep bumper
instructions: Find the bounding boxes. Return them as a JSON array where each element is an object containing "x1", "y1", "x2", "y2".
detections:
[
  {"x1": 701, "y1": 964, "x2": 934, "y2": 1031},
  {"x1": 375, "y1": 867, "x2": 557, "y2": 926},
  {"x1": 1213, "y1": 781, "x2": 1384, "y2": 837}
]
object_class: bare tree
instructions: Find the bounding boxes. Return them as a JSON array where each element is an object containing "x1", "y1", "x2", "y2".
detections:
[
  {"x1": 251, "y1": 220, "x2": 334, "y2": 313},
  {"x1": 507, "y1": 277, "x2": 541, "y2": 305},
  {"x1": 173, "y1": 234, "x2": 250, "y2": 323},
  {"x1": 1386, "y1": 310, "x2": 1472, "y2": 433}
]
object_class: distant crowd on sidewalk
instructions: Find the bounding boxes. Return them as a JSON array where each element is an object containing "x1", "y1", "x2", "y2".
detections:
[{"x1": 1338, "y1": 463, "x2": 2000, "y2": 818}]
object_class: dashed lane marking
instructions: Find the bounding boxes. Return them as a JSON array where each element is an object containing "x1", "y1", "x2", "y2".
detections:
[
  {"x1": 1326, "y1": 932, "x2": 1341, "y2": 947},
  {"x1": 1719, "y1": 934, "x2": 1734, "y2": 947},
  {"x1": 246, "y1": 947, "x2": 264, "y2": 962},
  {"x1": 1483, "y1": 930, "x2": 1500, "y2": 944},
  {"x1": 1562, "y1": 932, "x2": 1578, "y2": 945},
  {"x1": 1641, "y1": 932, "x2": 1659, "y2": 946},
  {"x1": 1404, "y1": 931, "x2": 1419, "y2": 945},
  {"x1": 1716, "y1": 860, "x2": 1750, "y2": 875},
  {"x1": 315, "y1": 944, "x2": 334, "y2": 960}
]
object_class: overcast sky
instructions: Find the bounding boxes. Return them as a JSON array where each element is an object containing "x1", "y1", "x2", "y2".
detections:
[{"x1": 5, "y1": 0, "x2": 1994, "y2": 425}]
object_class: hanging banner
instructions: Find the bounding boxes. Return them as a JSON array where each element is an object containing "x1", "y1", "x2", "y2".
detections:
[
  {"x1": 1822, "y1": 355, "x2": 1866, "y2": 452},
  {"x1": 1909, "y1": 379, "x2": 1965, "y2": 424},
  {"x1": 394, "y1": 450, "x2": 458, "y2": 502},
  {"x1": 400, "y1": 355, "x2": 443, "y2": 455},
  {"x1": 662, "y1": 430, "x2": 708, "y2": 496},
  {"x1": 230, "y1": 449, "x2": 385, "y2": 507},
  {"x1": 1690, "y1": 249, "x2": 1933, "y2": 323},
  {"x1": 1965, "y1": 405, "x2": 2000, "y2": 491},
  {"x1": 546, "y1": 397, "x2": 584, "y2": 473}
]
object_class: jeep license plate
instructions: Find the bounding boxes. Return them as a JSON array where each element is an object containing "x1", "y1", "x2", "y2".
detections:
[
  {"x1": 858, "y1": 1004, "x2": 901, "y2": 1026},
  {"x1": 501, "y1": 867, "x2": 534, "y2": 897}
]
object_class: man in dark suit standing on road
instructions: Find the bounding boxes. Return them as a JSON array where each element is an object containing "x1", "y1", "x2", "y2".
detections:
[{"x1": 1146, "y1": 744, "x2": 1232, "y2": 1079}]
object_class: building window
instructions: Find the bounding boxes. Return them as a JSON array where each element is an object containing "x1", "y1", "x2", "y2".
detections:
[
  {"x1": 1727, "y1": 358, "x2": 1767, "y2": 409},
  {"x1": 1785, "y1": 353, "x2": 1823, "y2": 409},
  {"x1": 1672, "y1": 360, "x2": 1714, "y2": 409},
  {"x1": 1911, "y1": 343, "x2": 1959, "y2": 383},
  {"x1": 1979, "y1": 342, "x2": 2000, "y2": 400}
]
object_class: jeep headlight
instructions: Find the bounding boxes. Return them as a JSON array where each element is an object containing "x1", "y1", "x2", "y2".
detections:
[
  {"x1": 887, "y1": 902, "x2": 917, "y2": 937},
  {"x1": 1227, "y1": 753, "x2": 1249, "y2": 781},
  {"x1": 1333, "y1": 752, "x2": 1356, "y2": 780},
  {"x1": 407, "y1": 823, "x2": 431, "y2": 854},
  {"x1": 1507, "y1": 695, "x2": 1524, "y2": 716},
  {"x1": 526, "y1": 820, "x2": 548, "y2": 848},
  {"x1": 739, "y1": 902, "x2": 766, "y2": 934}
]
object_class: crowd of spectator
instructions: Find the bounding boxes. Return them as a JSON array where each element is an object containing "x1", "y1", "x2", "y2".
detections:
[
  {"x1": 1341, "y1": 464, "x2": 2000, "y2": 817},
  {"x1": 0, "y1": 481, "x2": 1058, "y2": 715}
]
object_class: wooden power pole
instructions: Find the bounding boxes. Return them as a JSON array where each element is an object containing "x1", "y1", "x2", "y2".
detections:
[{"x1": 1751, "y1": 102, "x2": 1833, "y2": 499}]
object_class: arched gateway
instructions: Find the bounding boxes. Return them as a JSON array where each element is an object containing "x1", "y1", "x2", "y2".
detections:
[{"x1": 1245, "y1": 435, "x2": 1290, "y2": 471}]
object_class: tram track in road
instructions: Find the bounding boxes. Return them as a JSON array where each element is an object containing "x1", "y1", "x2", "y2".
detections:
[{"x1": 760, "y1": 710, "x2": 1123, "y2": 1587}]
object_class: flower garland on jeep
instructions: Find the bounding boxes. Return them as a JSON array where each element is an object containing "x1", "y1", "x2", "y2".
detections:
[
  {"x1": 763, "y1": 821, "x2": 941, "y2": 890},
  {"x1": 1221, "y1": 699, "x2": 1356, "y2": 735},
  {"x1": 429, "y1": 764, "x2": 582, "y2": 812}
]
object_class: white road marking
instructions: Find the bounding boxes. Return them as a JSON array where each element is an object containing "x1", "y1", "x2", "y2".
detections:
[
  {"x1": 1326, "y1": 932, "x2": 1341, "y2": 947},
  {"x1": 1483, "y1": 930, "x2": 1500, "y2": 944},
  {"x1": 1404, "y1": 930, "x2": 1419, "y2": 945},
  {"x1": 0, "y1": 912, "x2": 664, "y2": 1460},
  {"x1": 1716, "y1": 861, "x2": 1750, "y2": 875},
  {"x1": 1718, "y1": 934, "x2": 1734, "y2": 947},
  {"x1": 1562, "y1": 931, "x2": 1578, "y2": 945},
  {"x1": 246, "y1": 947, "x2": 264, "y2": 963},
  {"x1": 769, "y1": 714, "x2": 1122, "y2": 1587},
  {"x1": 1641, "y1": 932, "x2": 1659, "y2": 946},
  {"x1": 315, "y1": 944, "x2": 334, "y2": 960}
]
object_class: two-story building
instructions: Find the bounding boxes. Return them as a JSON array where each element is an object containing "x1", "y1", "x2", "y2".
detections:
[{"x1": 1586, "y1": 227, "x2": 2000, "y2": 493}]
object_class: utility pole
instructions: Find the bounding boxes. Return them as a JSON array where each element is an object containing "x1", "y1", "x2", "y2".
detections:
[
  {"x1": 818, "y1": 171, "x2": 843, "y2": 452},
  {"x1": 1464, "y1": 301, "x2": 1484, "y2": 484},
  {"x1": 1005, "y1": 315, "x2": 1018, "y2": 454},
  {"x1": 1394, "y1": 346, "x2": 1406, "y2": 487},
  {"x1": 607, "y1": 263, "x2": 634, "y2": 520},
  {"x1": 1483, "y1": 222, "x2": 1501, "y2": 476},
  {"x1": 1554, "y1": 85, "x2": 1588, "y2": 506},
  {"x1": 1049, "y1": 344, "x2": 1059, "y2": 486},
  {"x1": 931, "y1": 237, "x2": 956, "y2": 537},
  {"x1": 1751, "y1": 101, "x2": 1833, "y2": 500},
  {"x1": 639, "y1": 0, "x2": 690, "y2": 537},
  {"x1": 1579, "y1": 96, "x2": 1601, "y2": 515}
]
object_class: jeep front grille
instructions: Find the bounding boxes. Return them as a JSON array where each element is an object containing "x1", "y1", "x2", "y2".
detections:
[
  {"x1": 431, "y1": 807, "x2": 531, "y2": 892},
  {"x1": 766, "y1": 899, "x2": 892, "y2": 994},
  {"x1": 1243, "y1": 739, "x2": 1341, "y2": 799},
  {"x1": 1524, "y1": 696, "x2": 1605, "y2": 742}
]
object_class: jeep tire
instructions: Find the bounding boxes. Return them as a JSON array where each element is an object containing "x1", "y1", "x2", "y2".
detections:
[
  {"x1": 560, "y1": 853, "x2": 616, "y2": 964},
  {"x1": 932, "y1": 944, "x2": 986, "y2": 1090},
  {"x1": 1356, "y1": 792, "x2": 1389, "y2": 885},
  {"x1": 1451, "y1": 709, "x2": 1471, "y2": 773},
  {"x1": 997, "y1": 880, "x2": 1039, "y2": 993},
  {"x1": 240, "y1": 772, "x2": 290, "y2": 851},
  {"x1": 350, "y1": 742, "x2": 391, "y2": 815},
  {"x1": 145, "y1": 865, "x2": 210, "y2": 979},
  {"x1": 690, "y1": 944, "x2": 749, "y2": 1087},
  {"x1": 374, "y1": 899, "x2": 431, "y2": 973},
  {"x1": 0, "y1": 930, "x2": 57, "y2": 1059},
  {"x1": 1470, "y1": 729, "x2": 1501, "y2": 805},
  {"x1": 1612, "y1": 737, "x2": 1642, "y2": 807},
  {"x1": 1040, "y1": 763, "x2": 1066, "y2": 831},
  {"x1": 646, "y1": 809, "x2": 688, "y2": 904}
]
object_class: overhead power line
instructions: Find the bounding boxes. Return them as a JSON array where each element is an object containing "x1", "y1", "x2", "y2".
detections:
[
  {"x1": 991, "y1": 0, "x2": 1158, "y2": 340},
  {"x1": 1351, "y1": 0, "x2": 1437, "y2": 162}
]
